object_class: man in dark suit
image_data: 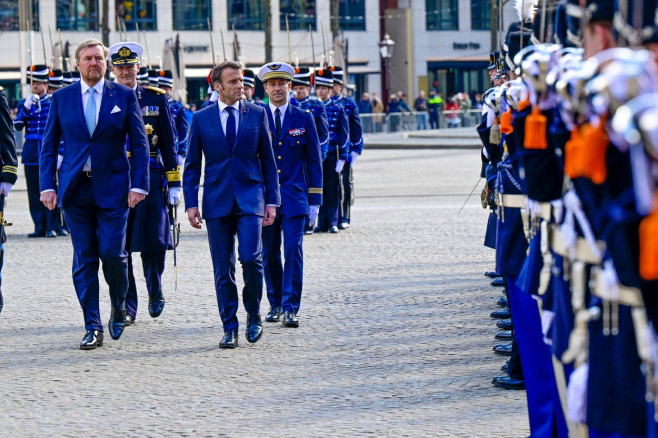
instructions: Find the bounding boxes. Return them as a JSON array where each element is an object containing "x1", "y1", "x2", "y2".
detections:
[
  {"x1": 40, "y1": 38, "x2": 150, "y2": 350},
  {"x1": 257, "y1": 62, "x2": 323, "y2": 327},
  {"x1": 183, "y1": 60, "x2": 280, "y2": 349}
]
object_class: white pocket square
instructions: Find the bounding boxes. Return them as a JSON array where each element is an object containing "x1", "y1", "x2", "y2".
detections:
[{"x1": 110, "y1": 105, "x2": 122, "y2": 114}]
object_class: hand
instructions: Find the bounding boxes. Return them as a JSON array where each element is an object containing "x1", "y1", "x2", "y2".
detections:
[
  {"x1": 128, "y1": 191, "x2": 146, "y2": 208},
  {"x1": 57, "y1": 154, "x2": 64, "y2": 170},
  {"x1": 349, "y1": 151, "x2": 359, "y2": 167},
  {"x1": 335, "y1": 159, "x2": 345, "y2": 173},
  {"x1": 0, "y1": 182, "x2": 14, "y2": 197},
  {"x1": 40, "y1": 191, "x2": 58, "y2": 210},
  {"x1": 263, "y1": 205, "x2": 277, "y2": 226},
  {"x1": 187, "y1": 207, "x2": 203, "y2": 229},
  {"x1": 24, "y1": 94, "x2": 36, "y2": 110},
  {"x1": 176, "y1": 154, "x2": 185, "y2": 167},
  {"x1": 308, "y1": 205, "x2": 320, "y2": 227},
  {"x1": 167, "y1": 187, "x2": 181, "y2": 205}
]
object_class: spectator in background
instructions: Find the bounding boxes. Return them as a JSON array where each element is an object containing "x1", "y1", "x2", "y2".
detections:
[
  {"x1": 371, "y1": 92, "x2": 384, "y2": 132},
  {"x1": 358, "y1": 93, "x2": 372, "y2": 133},
  {"x1": 445, "y1": 97, "x2": 461, "y2": 128},
  {"x1": 414, "y1": 90, "x2": 428, "y2": 130},
  {"x1": 186, "y1": 103, "x2": 196, "y2": 126},
  {"x1": 428, "y1": 90, "x2": 443, "y2": 129},
  {"x1": 473, "y1": 93, "x2": 483, "y2": 109},
  {"x1": 387, "y1": 94, "x2": 411, "y2": 132}
]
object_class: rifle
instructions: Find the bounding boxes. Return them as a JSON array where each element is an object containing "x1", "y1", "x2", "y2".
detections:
[
  {"x1": 0, "y1": 194, "x2": 13, "y2": 314},
  {"x1": 168, "y1": 203, "x2": 180, "y2": 291}
]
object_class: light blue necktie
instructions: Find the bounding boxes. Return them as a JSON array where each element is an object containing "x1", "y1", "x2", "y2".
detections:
[{"x1": 85, "y1": 87, "x2": 97, "y2": 136}]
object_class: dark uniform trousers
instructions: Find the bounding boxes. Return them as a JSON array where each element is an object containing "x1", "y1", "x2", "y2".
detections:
[
  {"x1": 63, "y1": 175, "x2": 129, "y2": 332},
  {"x1": 206, "y1": 201, "x2": 264, "y2": 332},
  {"x1": 318, "y1": 150, "x2": 340, "y2": 229},
  {"x1": 340, "y1": 161, "x2": 353, "y2": 224}
]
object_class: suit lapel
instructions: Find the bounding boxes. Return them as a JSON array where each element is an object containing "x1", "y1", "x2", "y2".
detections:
[
  {"x1": 234, "y1": 101, "x2": 250, "y2": 149},
  {"x1": 209, "y1": 103, "x2": 230, "y2": 151},
  {"x1": 70, "y1": 82, "x2": 89, "y2": 138},
  {"x1": 94, "y1": 81, "x2": 116, "y2": 138}
]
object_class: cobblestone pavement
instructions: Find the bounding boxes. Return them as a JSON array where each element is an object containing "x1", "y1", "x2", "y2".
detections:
[{"x1": 0, "y1": 150, "x2": 529, "y2": 437}]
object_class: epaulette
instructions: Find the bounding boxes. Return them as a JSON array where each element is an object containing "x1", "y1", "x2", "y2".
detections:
[
  {"x1": 306, "y1": 109, "x2": 310, "y2": 113},
  {"x1": 146, "y1": 86, "x2": 166, "y2": 95}
]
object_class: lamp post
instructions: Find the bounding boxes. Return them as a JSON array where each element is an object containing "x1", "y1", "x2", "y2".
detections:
[{"x1": 379, "y1": 33, "x2": 395, "y2": 112}]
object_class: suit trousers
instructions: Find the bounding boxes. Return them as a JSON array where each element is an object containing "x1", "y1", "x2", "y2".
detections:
[
  {"x1": 262, "y1": 212, "x2": 305, "y2": 313},
  {"x1": 62, "y1": 176, "x2": 130, "y2": 332},
  {"x1": 206, "y1": 202, "x2": 264, "y2": 332},
  {"x1": 125, "y1": 251, "x2": 165, "y2": 319},
  {"x1": 25, "y1": 165, "x2": 57, "y2": 233},
  {"x1": 318, "y1": 152, "x2": 340, "y2": 229}
]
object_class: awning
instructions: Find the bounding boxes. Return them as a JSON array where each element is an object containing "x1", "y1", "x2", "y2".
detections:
[{"x1": 0, "y1": 71, "x2": 22, "y2": 80}]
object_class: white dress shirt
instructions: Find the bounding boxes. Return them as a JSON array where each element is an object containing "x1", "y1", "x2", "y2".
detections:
[
  {"x1": 216, "y1": 99, "x2": 241, "y2": 138},
  {"x1": 80, "y1": 77, "x2": 105, "y2": 125},
  {"x1": 268, "y1": 102, "x2": 288, "y2": 131}
]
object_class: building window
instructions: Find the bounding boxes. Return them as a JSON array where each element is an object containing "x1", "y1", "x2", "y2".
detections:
[
  {"x1": 173, "y1": 0, "x2": 211, "y2": 30},
  {"x1": 339, "y1": 0, "x2": 365, "y2": 31},
  {"x1": 426, "y1": 0, "x2": 458, "y2": 31},
  {"x1": 471, "y1": 0, "x2": 490, "y2": 30},
  {"x1": 228, "y1": 0, "x2": 263, "y2": 30},
  {"x1": 116, "y1": 1, "x2": 157, "y2": 31},
  {"x1": 280, "y1": 0, "x2": 316, "y2": 31},
  {"x1": 56, "y1": 0, "x2": 99, "y2": 31},
  {"x1": 0, "y1": 0, "x2": 39, "y2": 31}
]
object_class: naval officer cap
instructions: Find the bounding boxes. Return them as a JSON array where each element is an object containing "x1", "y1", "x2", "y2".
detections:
[
  {"x1": 108, "y1": 42, "x2": 143, "y2": 66},
  {"x1": 257, "y1": 62, "x2": 295, "y2": 83}
]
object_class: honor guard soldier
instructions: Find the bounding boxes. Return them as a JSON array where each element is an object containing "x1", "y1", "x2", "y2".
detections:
[
  {"x1": 48, "y1": 69, "x2": 65, "y2": 93},
  {"x1": 137, "y1": 66, "x2": 149, "y2": 86},
  {"x1": 242, "y1": 68, "x2": 266, "y2": 107},
  {"x1": 108, "y1": 42, "x2": 181, "y2": 325},
  {"x1": 62, "y1": 71, "x2": 74, "y2": 86},
  {"x1": 0, "y1": 85, "x2": 19, "y2": 314},
  {"x1": 313, "y1": 68, "x2": 349, "y2": 233},
  {"x1": 486, "y1": 51, "x2": 501, "y2": 85},
  {"x1": 330, "y1": 67, "x2": 363, "y2": 229},
  {"x1": 158, "y1": 70, "x2": 188, "y2": 166},
  {"x1": 257, "y1": 62, "x2": 323, "y2": 327},
  {"x1": 14, "y1": 64, "x2": 59, "y2": 238}
]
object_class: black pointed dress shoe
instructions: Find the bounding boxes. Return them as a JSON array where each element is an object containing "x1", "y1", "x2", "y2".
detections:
[
  {"x1": 246, "y1": 314, "x2": 263, "y2": 343},
  {"x1": 497, "y1": 296, "x2": 508, "y2": 308},
  {"x1": 501, "y1": 360, "x2": 509, "y2": 373},
  {"x1": 108, "y1": 309, "x2": 126, "y2": 340},
  {"x1": 148, "y1": 295, "x2": 165, "y2": 318},
  {"x1": 493, "y1": 375, "x2": 525, "y2": 390},
  {"x1": 219, "y1": 329, "x2": 239, "y2": 348},
  {"x1": 27, "y1": 231, "x2": 45, "y2": 238},
  {"x1": 265, "y1": 306, "x2": 282, "y2": 322},
  {"x1": 58, "y1": 229, "x2": 69, "y2": 236},
  {"x1": 495, "y1": 330, "x2": 512, "y2": 340},
  {"x1": 490, "y1": 277, "x2": 505, "y2": 287},
  {"x1": 45, "y1": 230, "x2": 57, "y2": 238},
  {"x1": 80, "y1": 330, "x2": 104, "y2": 350},
  {"x1": 490, "y1": 308, "x2": 511, "y2": 319},
  {"x1": 124, "y1": 314, "x2": 135, "y2": 326},
  {"x1": 493, "y1": 341, "x2": 513, "y2": 356},
  {"x1": 282, "y1": 310, "x2": 299, "y2": 328},
  {"x1": 484, "y1": 271, "x2": 502, "y2": 278},
  {"x1": 496, "y1": 319, "x2": 513, "y2": 330},
  {"x1": 329, "y1": 226, "x2": 339, "y2": 233}
]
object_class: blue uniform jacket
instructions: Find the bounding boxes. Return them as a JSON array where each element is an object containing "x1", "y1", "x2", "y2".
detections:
[
  {"x1": 265, "y1": 104, "x2": 323, "y2": 217},
  {"x1": 39, "y1": 80, "x2": 150, "y2": 209},
  {"x1": 0, "y1": 88, "x2": 18, "y2": 184},
  {"x1": 168, "y1": 97, "x2": 189, "y2": 157},
  {"x1": 321, "y1": 98, "x2": 349, "y2": 160},
  {"x1": 183, "y1": 101, "x2": 281, "y2": 219},
  {"x1": 291, "y1": 95, "x2": 330, "y2": 159},
  {"x1": 14, "y1": 94, "x2": 51, "y2": 165},
  {"x1": 332, "y1": 95, "x2": 364, "y2": 155}
]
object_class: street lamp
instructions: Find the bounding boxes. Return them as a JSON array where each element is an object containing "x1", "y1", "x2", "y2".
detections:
[{"x1": 379, "y1": 34, "x2": 396, "y2": 113}]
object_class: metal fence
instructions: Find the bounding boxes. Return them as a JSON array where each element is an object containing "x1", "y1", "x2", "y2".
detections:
[{"x1": 359, "y1": 110, "x2": 482, "y2": 134}]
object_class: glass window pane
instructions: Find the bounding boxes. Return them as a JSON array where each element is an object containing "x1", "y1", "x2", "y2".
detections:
[
  {"x1": 1, "y1": 0, "x2": 39, "y2": 31},
  {"x1": 57, "y1": 0, "x2": 99, "y2": 31},
  {"x1": 339, "y1": 0, "x2": 365, "y2": 31},
  {"x1": 116, "y1": 0, "x2": 157, "y2": 31},
  {"x1": 280, "y1": 0, "x2": 316, "y2": 31},
  {"x1": 471, "y1": 0, "x2": 490, "y2": 30},
  {"x1": 228, "y1": 0, "x2": 263, "y2": 30},
  {"x1": 173, "y1": 0, "x2": 211, "y2": 31},
  {"x1": 426, "y1": 0, "x2": 458, "y2": 31}
]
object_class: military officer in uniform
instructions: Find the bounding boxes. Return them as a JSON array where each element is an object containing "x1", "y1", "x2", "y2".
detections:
[
  {"x1": 257, "y1": 62, "x2": 323, "y2": 327},
  {"x1": 158, "y1": 70, "x2": 188, "y2": 165},
  {"x1": 330, "y1": 67, "x2": 363, "y2": 229},
  {"x1": 14, "y1": 65, "x2": 58, "y2": 238},
  {"x1": 108, "y1": 42, "x2": 181, "y2": 324},
  {"x1": 313, "y1": 68, "x2": 349, "y2": 234}
]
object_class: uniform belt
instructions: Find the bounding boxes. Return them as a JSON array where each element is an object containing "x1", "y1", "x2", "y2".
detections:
[
  {"x1": 537, "y1": 202, "x2": 552, "y2": 220},
  {"x1": 497, "y1": 193, "x2": 526, "y2": 209},
  {"x1": 550, "y1": 225, "x2": 605, "y2": 265},
  {"x1": 590, "y1": 268, "x2": 644, "y2": 308}
]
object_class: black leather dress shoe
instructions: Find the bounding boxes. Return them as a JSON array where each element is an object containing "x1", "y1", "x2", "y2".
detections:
[
  {"x1": 148, "y1": 294, "x2": 165, "y2": 318},
  {"x1": 493, "y1": 341, "x2": 513, "y2": 356},
  {"x1": 490, "y1": 308, "x2": 511, "y2": 319},
  {"x1": 501, "y1": 360, "x2": 509, "y2": 373},
  {"x1": 497, "y1": 296, "x2": 508, "y2": 308},
  {"x1": 80, "y1": 330, "x2": 104, "y2": 350},
  {"x1": 304, "y1": 229, "x2": 314, "y2": 235},
  {"x1": 108, "y1": 309, "x2": 126, "y2": 340},
  {"x1": 265, "y1": 306, "x2": 282, "y2": 322},
  {"x1": 490, "y1": 277, "x2": 505, "y2": 287},
  {"x1": 124, "y1": 314, "x2": 135, "y2": 326},
  {"x1": 245, "y1": 314, "x2": 263, "y2": 343},
  {"x1": 313, "y1": 227, "x2": 328, "y2": 233},
  {"x1": 496, "y1": 319, "x2": 513, "y2": 330},
  {"x1": 329, "y1": 226, "x2": 339, "y2": 233},
  {"x1": 58, "y1": 229, "x2": 69, "y2": 236},
  {"x1": 27, "y1": 231, "x2": 45, "y2": 238},
  {"x1": 45, "y1": 230, "x2": 57, "y2": 238},
  {"x1": 484, "y1": 271, "x2": 502, "y2": 278},
  {"x1": 338, "y1": 222, "x2": 350, "y2": 230},
  {"x1": 495, "y1": 330, "x2": 512, "y2": 340},
  {"x1": 219, "y1": 329, "x2": 238, "y2": 349},
  {"x1": 493, "y1": 375, "x2": 525, "y2": 390},
  {"x1": 282, "y1": 310, "x2": 299, "y2": 328}
]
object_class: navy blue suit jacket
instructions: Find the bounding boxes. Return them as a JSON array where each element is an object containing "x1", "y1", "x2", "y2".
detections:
[
  {"x1": 266, "y1": 104, "x2": 323, "y2": 217},
  {"x1": 183, "y1": 101, "x2": 280, "y2": 219},
  {"x1": 40, "y1": 80, "x2": 150, "y2": 208}
]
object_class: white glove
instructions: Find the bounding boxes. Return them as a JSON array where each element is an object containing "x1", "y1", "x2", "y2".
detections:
[
  {"x1": 350, "y1": 151, "x2": 359, "y2": 167},
  {"x1": 308, "y1": 205, "x2": 320, "y2": 226},
  {"x1": 24, "y1": 94, "x2": 36, "y2": 110},
  {"x1": 335, "y1": 159, "x2": 345, "y2": 173},
  {"x1": 176, "y1": 154, "x2": 185, "y2": 167},
  {"x1": 57, "y1": 154, "x2": 64, "y2": 170},
  {"x1": 0, "y1": 182, "x2": 14, "y2": 197},
  {"x1": 167, "y1": 187, "x2": 181, "y2": 205}
]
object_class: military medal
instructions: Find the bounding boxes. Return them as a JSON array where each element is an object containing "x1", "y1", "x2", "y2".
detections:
[
  {"x1": 145, "y1": 124, "x2": 154, "y2": 135},
  {"x1": 151, "y1": 134, "x2": 158, "y2": 146}
]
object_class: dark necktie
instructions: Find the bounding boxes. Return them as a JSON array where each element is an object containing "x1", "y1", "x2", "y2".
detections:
[
  {"x1": 225, "y1": 106, "x2": 236, "y2": 149},
  {"x1": 275, "y1": 107, "x2": 281, "y2": 138}
]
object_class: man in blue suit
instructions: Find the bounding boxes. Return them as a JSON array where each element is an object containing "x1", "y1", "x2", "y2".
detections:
[
  {"x1": 183, "y1": 60, "x2": 280, "y2": 349},
  {"x1": 257, "y1": 62, "x2": 323, "y2": 328},
  {"x1": 40, "y1": 39, "x2": 150, "y2": 350}
]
